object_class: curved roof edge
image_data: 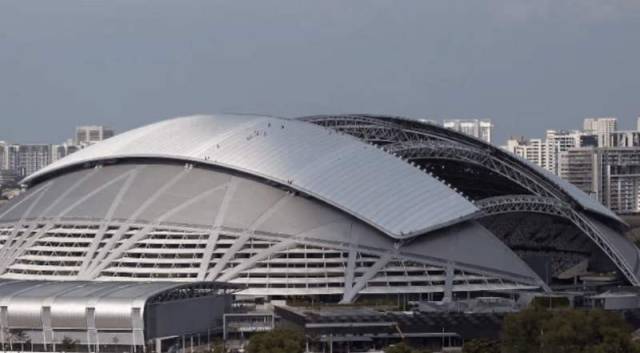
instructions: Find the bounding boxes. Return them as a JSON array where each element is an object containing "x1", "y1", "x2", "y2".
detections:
[
  {"x1": 393, "y1": 115, "x2": 625, "y2": 226},
  {"x1": 22, "y1": 114, "x2": 479, "y2": 240},
  {"x1": 301, "y1": 114, "x2": 624, "y2": 227}
]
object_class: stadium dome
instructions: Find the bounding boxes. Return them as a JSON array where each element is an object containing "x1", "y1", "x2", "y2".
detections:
[{"x1": 0, "y1": 114, "x2": 637, "y2": 303}]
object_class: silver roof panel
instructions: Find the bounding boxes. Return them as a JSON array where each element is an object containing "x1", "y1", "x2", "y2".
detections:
[{"x1": 23, "y1": 114, "x2": 479, "y2": 239}]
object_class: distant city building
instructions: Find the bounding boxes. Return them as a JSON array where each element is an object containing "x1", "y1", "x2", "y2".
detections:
[
  {"x1": 609, "y1": 131, "x2": 640, "y2": 147},
  {"x1": 52, "y1": 142, "x2": 81, "y2": 163},
  {"x1": 503, "y1": 130, "x2": 585, "y2": 174},
  {"x1": 74, "y1": 125, "x2": 114, "y2": 146},
  {"x1": 583, "y1": 117, "x2": 617, "y2": 147},
  {"x1": 0, "y1": 143, "x2": 80, "y2": 179},
  {"x1": 504, "y1": 137, "x2": 552, "y2": 171},
  {"x1": 545, "y1": 130, "x2": 585, "y2": 174},
  {"x1": 443, "y1": 119, "x2": 493, "y2": 144},
  {"x1": 0, "y1": 169, "x2": 19, "y2": 188},
  {"x1": 0, "y1": 125, "x2": 111, "y2": 180},
  {"x1": 4, "y1": 144, "x2": 53, "y2": 178},
  {"x1": 560, "y1": 147, "x2": 640, "y2": 214},
  {"x1": 0, "y1": 141, "x2": 7, "y2": 170}
]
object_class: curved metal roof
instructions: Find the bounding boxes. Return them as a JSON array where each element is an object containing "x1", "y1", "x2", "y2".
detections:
[
  {"x1": 301, "y1": 114, "x2": 623, "y2": 226},
  {"x1": 0, "y1": 280, "x2": 181, "y2": 330},
  {"x1": 23, "y1": 114, "x2": 478, "y2": 239}
]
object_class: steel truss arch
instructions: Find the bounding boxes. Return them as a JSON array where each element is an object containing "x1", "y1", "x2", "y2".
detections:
[
  {"x1": 384, "y1": 140, "x2": 559, "y2": 199},
  {"x1": 304, "y1": 115, "x2": 568, "y2": 202},
  {"x1": 476, "y1": 195, "x2": 640, "y2": 286}
]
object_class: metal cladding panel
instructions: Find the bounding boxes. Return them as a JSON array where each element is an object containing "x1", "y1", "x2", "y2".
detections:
[
  {"x1": 23, "y1": 114, "x2": 479, "y2": 239},
  {"x1": 403, "y1": 221, "x2": 542, "y2": 282},
  {"x1": 223, "y1": 177, "x2": 286, "y2": 230},
  {"x1": 93, "y1": 282, "x2": 176, "y2": 330},
  {"x1": 0, "y1": 163, "x2": 366, "y2": 237},
  {"x1": 0, "y1": 281, "x2": 189, "y2": 331}
]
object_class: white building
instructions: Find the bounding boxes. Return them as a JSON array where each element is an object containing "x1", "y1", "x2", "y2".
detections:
[
  {"x1": 3, "y1": 144, "x2": 52, "y2": 178},
  {"x1": 609, "y1": 131, "x2": 640, "y2": 148},
  {"x1": 0, "y1": 141, "x2": 7, "y2": 170},
  {"x1": 503, "y1": 130, "x2": 585, "y2": 174},
  {"x1": 583, "y1": 117, "x2": 617, "y2": 147},
  {"x1": 443, "y1": 119, "x2": 493, "y2": 144},
  {"x1": 74, "y1": 125, "x2": 115, "y2": 146},
  {"x1": 545, "y1": 130, "x2": 585, "y2": 174},
  {"x1": 0, "y1": 142, "x2": 80, "y2": 179}
]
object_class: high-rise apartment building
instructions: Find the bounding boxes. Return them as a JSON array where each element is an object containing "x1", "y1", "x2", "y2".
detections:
[
  {"x1": 52, "y1": 143, "x2": 81, "y2": 163},
  {"x1": 0, "y1": 141, "x2": 7, "y2": 170},
  {"x1": 545, "y1": 130, "x2": 584, "y2": 174},
  {"x1": 503, "y1": 130, "x2": 585, "y2": 174},
  {"x1": 4, "y1": 144, "x2": 53, "y2": 178},
  {"x1": 0, "y1": 142, "x2": 80, "y2": 179},
  {"x1": 443, "y1": 119, "x2": 493, "y2": 144},
  {"x1": 583, "y1": 117, "x2": 617, "y2": 147},
  {"x1": 0, "y1": 169, "x2": 19, "y2": 188},
  {"x1": 560, "y1": 147, "x2": 640, "y2": 214},
  {"x1": 0, "y1": 126, "x2": 108, "y2": 181},
  {"x1": 609, "y1": 131, "x2": 640, "y2": 147},
  {"x1": 74, "y1": 125, "x2": 114, "y2": 146}
]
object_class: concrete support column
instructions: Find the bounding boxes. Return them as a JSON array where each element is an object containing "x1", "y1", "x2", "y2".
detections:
[{"x1": 443, "y1": 262, "x2": 454, "y2": 303}]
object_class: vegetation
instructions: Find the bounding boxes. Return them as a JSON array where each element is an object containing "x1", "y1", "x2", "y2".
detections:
[
  {"x1": 384, "y1": 342, "x2": 432, "y2": 353},
  {"x1": 490, "y1": 307, "x2": 640, "y2": 353},
  {"x1": 246, "y1": 328, "x2": 305, "y2": 353},
  {"x1": 530, "y1": 296, "x2": 571, "y2": 309},
  {"x1": 462, "y1": 339, "x2": 500, "y2": 353}
]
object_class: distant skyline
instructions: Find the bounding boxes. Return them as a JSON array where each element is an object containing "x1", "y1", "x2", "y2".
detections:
[{"x1": 1, "y1": 0, "x2": 639, "y2": 144}]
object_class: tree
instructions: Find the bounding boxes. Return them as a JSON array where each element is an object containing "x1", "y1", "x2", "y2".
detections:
[
  {"x1": 462, "y1": 339, "x2": 499, "y2": 353},
  {"x1": 246, "y1": 328, "x2": 304, "y2": 353},
  {"x1": 501, "y1": 307, "x2": 552, "y2": 353},
  {"x1": 502, "y1": 307, "x2": 640, "y2": 353}
]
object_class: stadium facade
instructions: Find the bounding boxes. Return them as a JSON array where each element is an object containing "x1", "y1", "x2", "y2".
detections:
[{"x1": 0, "y1": 114, "x2": 638, "y2": 304}]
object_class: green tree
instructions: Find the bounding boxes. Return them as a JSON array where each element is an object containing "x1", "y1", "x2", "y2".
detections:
[
  {"x1": 462, "y1": 338, "x2": 499, "y2": 353},
  {"x1": 502, "y1": 307, "x2": 640, "y2": 353},
  {"x1": 246, "y1": 328, "x2": 304, "y2": 353},
  {"x1": 501, "y1": 307, "x2": 552, "y2": 353}
]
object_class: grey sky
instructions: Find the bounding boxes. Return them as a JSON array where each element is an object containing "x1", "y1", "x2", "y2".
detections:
[{"x1": 1, "y1": 0, "x2": 639, "y2": 144}]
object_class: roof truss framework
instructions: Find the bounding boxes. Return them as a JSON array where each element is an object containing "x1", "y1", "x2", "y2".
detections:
[
  {"x1": 303, "y1": 114, "x2": 636, "y2": 286},
  {"x1": 304, "y1": 115, "x2": 566, "y2": 202},
  {"x1": 476, "y1": 195, "x2": 639, "y2": 286}
]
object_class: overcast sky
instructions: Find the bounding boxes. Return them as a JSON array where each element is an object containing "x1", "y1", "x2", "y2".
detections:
[{"x1": 1, "y1": 0, "x2": 639, "y2": 144}]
